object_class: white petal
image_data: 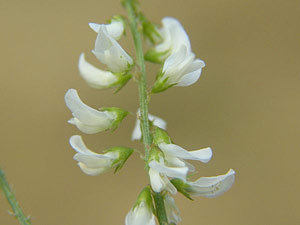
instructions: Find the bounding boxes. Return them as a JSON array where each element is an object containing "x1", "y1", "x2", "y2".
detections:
[
  {"x1": 189, "y1": 169, "x2": 236, "y2": 198},
  {"x1": 149, "y1": 168, "x2": 177, "y2": 194},
  {"x1": 105, "y1": 20, "x2": 124, "y2": 40},
  {"x1": 74, "y1": 154, "x2": 112, "y2": 168},
  {"x1": 164, "y1": 194, "x2": 181, "y2": 224},
  {"x1": 69, "y1": 135, "x2": 98, "y2": 155},
  {"x1": 156, "y1": 17, "x2": 191, "y2": 55},
  {"x1": 89, "y1": 21, "x2": 124, "y2": 40},
  {"x1": 176, "y1": 59, "x2": 205, "y2": 87},
  {"x1": 149, "y1": 160, "x2": 188, "y2": 181},
  {"x1": 78, "y1": 162, "x2": 110, "y2": 176},
  {"x1": 159, "y1": 143, "x2": 212, "y2": 163},
  {"x1": 125, "y1": 203, "x2": 156, "y2": 225},
  {"x1": 78, "y1": 53, "x2": 118, "y2": 89},
  {"x1": 148, "y1": 114, "x2": 167, "y2": 130},
  {"x1": 68, "y1": 118, "x2": 109, "y2": 134},
  {"x1": 89, "y1": 22, "x2": 101, "y2": 33},
  {"x1": 131, "y1": 118, "x2": 141, "y2": 141},
  {"x1": 93, "y1": 25, "x2": 132, "y2": 73}
]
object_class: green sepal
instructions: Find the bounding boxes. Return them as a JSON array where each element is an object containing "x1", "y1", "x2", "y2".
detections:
[
  {"x1": 134, "y1": 186, "x2": 154, "y2": 210},
  {"x1": 153, "y1": 126, "x2": 172, "y2": 145},
  {"x1": 170, "y1": 178, "x2": 194, "y2": 200},
  {"x1": 113, "y1": 72, "x2": 132, "y2": 93},
  {"x1": 105, "y1": 147, "x2": 134, "y2": 173},
  {"x1": 144, "y1": 49, "x2": 168, "y2": 64},
  {"x1": 148, "y1": 147, "x2": 164, "y2": 162},
  {"x1": 101, "y1": 107, "x2": 129, "y2": 131},
  {"x1": 151, "y1": 70, "x2": 177, "y2": 93},
  {"x1": 139, "y1": 13, "x2": 162, "y2": 44}
]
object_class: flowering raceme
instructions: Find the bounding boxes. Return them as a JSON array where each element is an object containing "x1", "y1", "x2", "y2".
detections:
[{"x1": 65, "y1": 2, "x2": 236, "y2": 225}]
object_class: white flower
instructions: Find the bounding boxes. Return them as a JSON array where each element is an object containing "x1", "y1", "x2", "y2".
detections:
[
  {"x1": 89, "y1": 17, "x2": 124, "y2": 40},
  {"x1": 149, "y1": 158, "x2": 188, "y2": 194},
  {"x1": 152, "y1": 45, "x2": 205, "y2": 93},
  {"x1": 126, "y1": 187, "x2": 156, "y2": 225},
  {"x1": 164, "y1": 194, "x2": 181, "y2": 224},
  {"x1": 131, "y1": 110, "x2": 167, "y2": 141},
  {"x1": 158, "y1": 143, "x2": 212, "y2": 172},
  {"x1": 64, "y1": 89, "x2": 127, "y2": 134},
  {"x1": 156, "y1": 17, "x2": 191, "y2": 59},
  {"x1": 69, "y1": 135, "x2": 133, "y2": 175},
  {"x1": 69, "y1": 135, "x2": 118, "y2": 175},
  {"x1": 92, "y1": 25, "x2": 133, "y2": 73},
  {"x1": 78, "y1": 53, "x2": 118, "y2": 89},
  {"x1": 187, "y1": 169, "x2": 236, "y2": 198}
]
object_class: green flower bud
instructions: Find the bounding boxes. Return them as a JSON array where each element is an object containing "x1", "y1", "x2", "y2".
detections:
[{"x1": 153, "y1": 126, "x2": 172, "y2": 145}]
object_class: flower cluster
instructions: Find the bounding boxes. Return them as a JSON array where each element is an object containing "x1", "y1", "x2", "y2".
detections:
[{"x1": 65, "y1": 2, "x2": 235, "y2": 224}]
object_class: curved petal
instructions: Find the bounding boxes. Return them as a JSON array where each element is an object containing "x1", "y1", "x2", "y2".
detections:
[
  {"x1": 125, "y1": 203, "x2": 156, "y2": 225},
  {"x1": 74, "y1": 154, "x2": 112, "y2": 168},
  {"x1": 93, "y1": 25, "x2": 132, "y2": 73},
  {"x1": 78, "y1": 162, "x2": 110, "y2": 176},
  {"x1": 89, "y1": 22, "x2": 101, "y2": 33},
  {"x1": 149, "y1": 160, "x2": 188, "y2": 181},
  {"x1": 78, "y1": 53, "x2": 118, "y2": 89},
  {"x1": 89, "y1": 21, "x2": 124, "y2": 40},
  {"x1": 176, "y1": 59, "x2": 205, "y2": 87},
  {"x1": 131, "y1": 118, "x2": 141, "y2": 141},
  {"x1": 189, "y1": 169, "x2": 236, "y2": 198},
  {"x1": 149, "y1": 168, "x2": 177, "y2": 194},
  {"x1": 69, "y1": 135, "x2": 98, "y2": 155},
  {"x1": 159, "y1": 143, "x2": 212, "y2": 163},
  {"x1": 68, "y1": 118, "x2": 109, "y2": 134}
]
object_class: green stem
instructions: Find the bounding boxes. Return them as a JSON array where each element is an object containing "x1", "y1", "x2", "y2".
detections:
[
  {"x1": 124, "y1": 0, "x2": 152, "y2": 158},
  {"x1": 153, "y1": 192, "x2": 169, "y2": 225},
  {"x1": 123, "y1": 1, "x2": 169, "y2": 225},
  {"x1": 0, "y1": 168, "x2": 32, "y2": 225}
]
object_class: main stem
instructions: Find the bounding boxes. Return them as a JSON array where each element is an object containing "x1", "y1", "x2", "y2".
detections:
[
  {"x1": 124, "y1": 1, "x2": 169, "y2": 225},
  {"x1": 0, "y1": 168, "x2": 32, "y2": 225}
]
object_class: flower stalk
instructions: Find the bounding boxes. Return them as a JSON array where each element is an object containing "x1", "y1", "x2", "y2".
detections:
[
  {"x1": 0, "y1": 168, "x2": 32, "y2": 225},
  {"x1": 123, "y1": 1, "x2": 169, "y2": 224}
]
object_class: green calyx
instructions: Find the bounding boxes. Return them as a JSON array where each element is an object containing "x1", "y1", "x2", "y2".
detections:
[
  {"x1": 149, "y1": 147, "x2": 164, "y2": 162},
  {"x1": 151, "y1": 69, "x2": 177, "y2": 93},
  {"x1": 106, "y1": 147, "x2": 134, "y2": 173},
  {"x1": 145, "y1": 49, "x2": 169, "y2": 64},
  {"x1": 134, "y1": 186, "x2": 154, "y2": 210},
  {"x1": 153, "y1": 126, "x2": 172, "y2": 145},
  {"x1": 139, "y1": 13, "x2": 162, "y2": 45},
  {"x1": 101, "y1": 107, "x2": 129, "y2": 131},
  {"x1": 170, "y1": 178, "x2": 193, "y2": 200},
  {"x1": 112, "y1": 72, "x2": 132, "y2": 93}
]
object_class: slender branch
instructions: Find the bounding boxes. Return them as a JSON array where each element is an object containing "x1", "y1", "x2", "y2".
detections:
[
  {"x1": 123, "y1": 1, "x2": 169, "y2": 225},
  {"x1": 0, "y1": 168, "x2": 32, "y2": 225}
]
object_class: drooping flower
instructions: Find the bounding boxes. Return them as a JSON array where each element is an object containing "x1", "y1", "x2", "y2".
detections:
[
  {"x1": 148, "y1": 147, "x2": 188, "y2": 194},
  {"x1": 78, "y1": 53, "x2": 131, "y2": 90},
  {"x1": 89, "y1": 16, "x2": 125, "y2": 40},
  {"x1": 131, "y1": 110, "x2": 167, "y2": 141},
  {"x1": 64, "y1": 89, "x2": 128, "y2": 134},
  {"x1": 152, "y1": 45, "x2": 205, "y2": 93},
  {"x1": 145, "y1": 17, "x2": 191, "y2": 63},
  {"x1": 92, "y1": 25, "x2": 133, "y2": 73},
  {"x1": 125, "y1": 187, "x2": 156, "y2": 225},
  {"x1": 69, "y1": 135, "x2": 133, "y2": 175},
  {"x1": 164, "y1": 193, "x2": 181, "y2": 224},
  {"x1": 171, "y1": 169, "x2": 236, "y2": 198},
  {"x1": 153, "y1": 126, "x2": 212, "y2": 172}
]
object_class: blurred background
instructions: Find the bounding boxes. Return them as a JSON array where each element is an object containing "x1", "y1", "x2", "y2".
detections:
[{"x1": 1, "y1": 0, "x2": 299, "y2": 224}]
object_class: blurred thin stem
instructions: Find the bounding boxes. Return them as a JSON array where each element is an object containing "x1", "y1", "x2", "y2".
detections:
[
  {"x1": 123, "y1": 1, "x2": 169, "y2": 225},
  {"x1": 0, "y1": 168, "x2": 32, "y2": 225}
]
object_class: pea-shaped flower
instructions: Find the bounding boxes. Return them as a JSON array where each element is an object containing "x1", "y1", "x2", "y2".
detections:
[
  {"x1": 145, "y1": 17, "x2": 191, "y2": 63},
  {"x1": 171, "y1": 169, "x2": 236, "y2": 198},
  {"x1": 69, "y1": 135, "x2": 133, "y2": 175},
  {"x1": 152, "y1": 45, "x2": 205, "y2": 93},
  {"x1": 64, "y1": 89, "x2": 128, "y2": 134},
  {"x1": 125, "y1": 187, "x2": 156, "y2": 225},
  {"x1": 78, "y1": 53, "x2": 131, "y2": 90},
  {"x1": 92, "y1": 25, "x2": 133, "y2": 73}
]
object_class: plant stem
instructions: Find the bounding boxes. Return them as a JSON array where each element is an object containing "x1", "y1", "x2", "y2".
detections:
[
  {"x1": 124, "y1": 0, "x2": 152, "y2": 158},
  {"x1": 123, "y1": 1, "x2": 169, "y2": 225},
  {"x1": 0, "y1": 168, "x2": 32, "y2": 225}
]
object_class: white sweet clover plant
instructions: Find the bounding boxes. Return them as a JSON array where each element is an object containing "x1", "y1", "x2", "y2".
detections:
[{"x1": 64, "y1": 1, "x2": 236, "y2": 224}]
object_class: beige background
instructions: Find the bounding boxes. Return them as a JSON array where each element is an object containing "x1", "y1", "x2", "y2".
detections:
[{"x1": 1, "y1": 0, "x2": 300, "y2": 224}]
